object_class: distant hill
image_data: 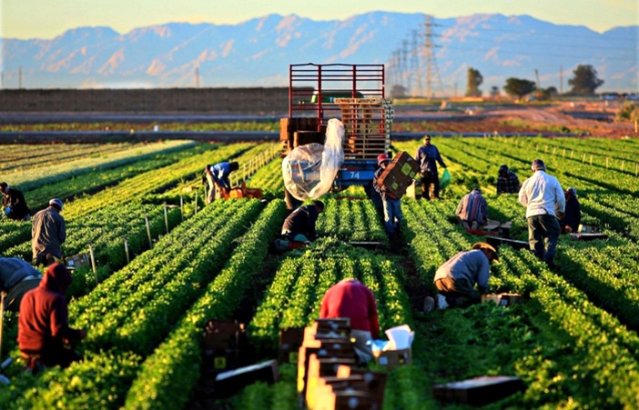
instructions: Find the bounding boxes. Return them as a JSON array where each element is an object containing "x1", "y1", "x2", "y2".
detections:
[{"x1": 1, "y1": 12, "x2": 637, "y2": 92}]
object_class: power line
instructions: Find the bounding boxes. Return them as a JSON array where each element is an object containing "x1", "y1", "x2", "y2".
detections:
[
  {"x1": 441, "y1": 45, "x2": 636, "y2": 62},
  {"x1": 437, "y1": 24, "x2": 637, "y2": 42}
]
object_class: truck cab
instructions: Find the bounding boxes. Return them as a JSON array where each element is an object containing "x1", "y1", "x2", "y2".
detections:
[{"x1": 280, "y1": 63, "x2": 393, "y2": 209}]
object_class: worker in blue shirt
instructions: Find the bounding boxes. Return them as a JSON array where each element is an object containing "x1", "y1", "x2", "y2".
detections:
[
  {"x1": 415, "y1": 135, "x2": 446, "y2": 200},
  {"x1": 204, "y1": 161, "x2": 239, "y2": 203}
]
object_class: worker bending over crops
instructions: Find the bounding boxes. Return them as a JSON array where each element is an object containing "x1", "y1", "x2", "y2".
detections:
[
  {"x1": 496, "y1": 165, "x2": 520, "y2": 194},
  {"x1": 1, "y1": 182, "x2": 30, "y2": 221},
  {"x1": 0, "y1": 257, "x2": 42, "y2": 312},
  {"x1": 559, "y1": 187, "x2": 581, "y2": 233},
  {"x1": 426, "y1": 242, "x2": 499, "y2": 311},
  {"x1": 320, "y1": 278, "x2": 379, "y2": 363},
  {"x1": 373, "y1": 153, "x2": 403, "y2": 239},
  {"x1": 204, "y1": 161, "x2": 239, "y2": 203},
  {"x1": 456, "y1": 187, "x2": 488, "y2": 231},
  {"x1": 518, "y1": 159, "x2": 565, "y2": 269},
  {"x1": 18, "y1": 262, "x2": 87, "y2": 373},
  {"x1": 415, "y1": 135, "x2": 447, "y2": 200},
  {"x1": 32, "y1": 198, "x2": 66, "y2": 267},
  {"x1": 280, "y1": 200, "x2": 324, "y2": 245}
]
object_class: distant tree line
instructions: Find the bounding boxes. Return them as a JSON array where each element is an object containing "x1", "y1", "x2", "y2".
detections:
[{"x1": 465, "y1": 64, "x2": 605, "y2": 100}]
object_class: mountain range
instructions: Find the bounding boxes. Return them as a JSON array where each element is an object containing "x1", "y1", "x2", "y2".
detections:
[{"x1": 1, "y1": 12, "x2": 637, "y2": 93}]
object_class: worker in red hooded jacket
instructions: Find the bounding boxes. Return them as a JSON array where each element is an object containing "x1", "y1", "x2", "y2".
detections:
[
  {"x1": 320, "y1": 278, "x2": 380, "y2": 363},
  {"x1": 18, "y1": 262, "x2": 86, "y2": 372}
]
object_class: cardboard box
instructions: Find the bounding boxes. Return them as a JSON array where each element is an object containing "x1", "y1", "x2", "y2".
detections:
[
  {"x1": 373, "y1": 347, "x2": 412, "y2": 369},
  {"x1": 279, "y1": 327, "x2": 305, "y2": 364},
  {"x1": 432, "y1": 375, "x2": 525, "y2": 406},
  {"x1": 297, "y1": 342, "x2": 355, "y2": 396},
  {"x1": 66, "y1": 253, "x2": 90, "y2": 270},
  {"x1": 376, "y1": 151, "x2": 420, "y2": 199},
  {"x1": 305, "y1": 354, "x2": 357, "y2": 409},
  {"x1": 481, "y1": 293, "x2": 525, "y2": 307},
  {"x1": 202, "y1": 320, "x2": 246, "y2": 373}
]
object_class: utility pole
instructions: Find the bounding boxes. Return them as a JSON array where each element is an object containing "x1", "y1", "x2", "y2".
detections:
[
  {"x1": 18, "y1": 67, "x2": 23, "y2": 89},
  {"x1": 195, "y1": 67, "x2": 200, "y2": 88}
]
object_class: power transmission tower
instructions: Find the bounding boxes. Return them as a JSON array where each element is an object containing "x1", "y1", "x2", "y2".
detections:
[
  {"x1": 422, "y1": 15, "x2": 442, "y2": 98},
  {"x1": 400, "y1": 39, "x2": 409, "y2": 92},
  {"x1": 410, "y1": 29, "x2": 422, "y2": 96}
]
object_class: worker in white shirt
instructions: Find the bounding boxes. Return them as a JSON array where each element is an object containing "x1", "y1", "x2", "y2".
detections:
[{"x1": 518, "y1": 159, "x2": 565, "y2": 269}]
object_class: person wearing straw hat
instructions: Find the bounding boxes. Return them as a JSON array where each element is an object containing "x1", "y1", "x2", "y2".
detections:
[
  {"x1": 428, "y1": 242, "x2": 499, "y2": 310},
  {"x1": 31, "y1": 198, "x2": 66, "y2": 266}
]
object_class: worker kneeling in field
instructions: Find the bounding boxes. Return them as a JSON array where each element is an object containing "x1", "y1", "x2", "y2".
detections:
[
  {"x1": 1, "y1": 182, "x2": 31, "y2": 221},
  {"x1": 559, "y1": 187, "x2": 581, "y2": 233},
  {"x1": 0, "y1": 257, "x2": 42, "y2": 312},
  {"x1": 276, "y1": 200, "x2": 324, "y2": 251},
  {"x1": 32, "y1": 198, "x2": 66, "y2": 267},
  {"x1": 496, "y1": 165, "x2": 520, "y2": 194},
  {"x1": 429, "y1": 242, "x2": 498, "y2": 310},
  {"x1": 204, "y1": 161, "x2": 239, "y2": 203},
  {"x1": 18, "y1": 262, "x2": 86, "y2": 373},
  {"x1": 320, "y1": 278, "x2": 379, "y2": 363},
  {"x1": 456, "y1": 187, "x2": 488, "y2": 231}
]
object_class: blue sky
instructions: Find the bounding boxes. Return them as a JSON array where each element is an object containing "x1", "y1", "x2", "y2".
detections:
[{"x1": 2, "y1": 0, "x2": 638, "y2": 39}]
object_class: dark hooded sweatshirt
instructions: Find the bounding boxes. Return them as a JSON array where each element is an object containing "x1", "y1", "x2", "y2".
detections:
[{"x1": 18, "y1": 263, "x2": 82, "y2": 358}]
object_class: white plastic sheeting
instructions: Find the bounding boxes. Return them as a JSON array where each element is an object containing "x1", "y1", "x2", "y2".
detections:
[{"x1": 282, "y1": 118, "x2": 345, "y2": 200}]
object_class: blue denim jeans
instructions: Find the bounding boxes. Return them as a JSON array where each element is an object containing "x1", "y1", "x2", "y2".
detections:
[
  {"x1": 382, "y1": 198, "x2": 403, "y2": 235},
  {"x1": 527, "y1": 214, "x2": 560, "y2": 264}
]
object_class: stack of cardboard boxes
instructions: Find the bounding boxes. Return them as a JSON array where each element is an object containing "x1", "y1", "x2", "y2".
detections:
[{"x1": 296, "y1": 318, "x2": 387, "y2": 410}]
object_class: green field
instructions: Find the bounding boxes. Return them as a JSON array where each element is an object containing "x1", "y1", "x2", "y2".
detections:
[{"x1": 1, "y1": 135, "x2": 638, "y2": 409}]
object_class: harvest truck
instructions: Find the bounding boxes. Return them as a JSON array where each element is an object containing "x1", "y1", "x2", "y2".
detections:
[{"x1": 280, "y1": 63, "x2": 394, "y2": 209}]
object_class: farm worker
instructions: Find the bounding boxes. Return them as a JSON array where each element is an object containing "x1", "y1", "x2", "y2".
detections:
[
  {"x1": 456, "y1": 187, "x2": 488, "y2": 231},
  {"x1": 496, "y1": 165, "x2": 520, "y2": 194},
  {"x1": 0, "y1": 257, "x2": 42, "y2": 312},
  {"x1": 559, "y1": 187, "x2": 581, "y2": 233},
  {"x1": 32, "y1": 198, "x2": 66, "y2": 267},
  {"x1": 280, "y1": 200, "x2": 324, "y2": 244},
  {"x1": 518, "y1": 159, "x2": 565, "y2": 269},
  {"x1": 430, "y1": 242, "x2": 499, "y2": 310},
  {"x1": 373, "y1": 153, "x2": 403, "y2": 238},
  {"x1": 0, "y1": 182, "x2": 31, "y2": 221},
  {"x1": 320, "y1": 278, "x2": 380, "y2": 363},
  {"x1": 415, "y1": 135, "x2": 447, "y2": 200},
  {"x1": 204, "y1": 161, "x2": 240, "y2": 203},
  {"x1": 18, "y1": 262, "x2": 87, "y2": 373}
]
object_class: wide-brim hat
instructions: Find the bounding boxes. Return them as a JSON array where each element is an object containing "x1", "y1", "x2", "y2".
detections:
[{"x1": 472, "y1": 242, "x2": 499, "y2": 260}]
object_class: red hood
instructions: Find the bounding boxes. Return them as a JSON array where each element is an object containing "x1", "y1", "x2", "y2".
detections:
[{"x1": 41, "y1": 262, "x2": 72, "y2": 293}]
